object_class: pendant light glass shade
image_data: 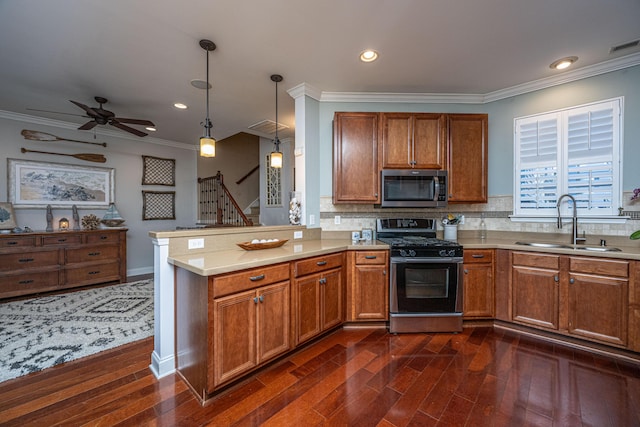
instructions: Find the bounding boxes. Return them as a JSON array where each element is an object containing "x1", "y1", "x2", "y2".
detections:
[
  {"x1": 199, "y1": 39, "x2": 217, "y2": 157},
  {"x1": 269, "y1": 74, "x2": 284, "y2": 168}
]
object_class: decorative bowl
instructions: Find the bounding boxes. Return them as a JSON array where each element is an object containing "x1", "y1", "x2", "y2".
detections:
[{"x1": 237, "y1": 239, "x2": 288, "y2": 251}]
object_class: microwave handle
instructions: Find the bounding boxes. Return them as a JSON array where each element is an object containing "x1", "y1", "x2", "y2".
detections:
[{"x1": 433, "y1": 177, "x2": 440, "y2": 201}]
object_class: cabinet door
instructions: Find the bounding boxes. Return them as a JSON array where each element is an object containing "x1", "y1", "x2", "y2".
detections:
[
  {"x1": 333, "y1": 112, "x2": 380, "y2": 203},
  {"x1": 463, "y1": 262, "x2": 494, "y2": 318},
  {"x1": 568, "y1": 273, "x2": 628, "y2": 347},
  {"x1": 296, "y1": 274, "x2": 321, "y2": 344},
  {"x1": 380, "y1": 113, "x2": 412, "y2": 168},
  {"x1": 257, "y1": 282, "x2": 291, "y2": 363},
  {"x1": 353, "y1": 264, "x2": 388, "y2": 320},
  {"x1": 413, "y1": 113, "x2": 446, "y2": 169},
  {"x1": 321, "y1": 268, "x2": 343, "y2": 331},
  {"x1": 213, "y1": 290, "x2": 257, "y2": 386},
  {"x1": 512, "y1": 266, "x2": 559, "y2": 330},
  {"x1": 447, "y1": 114, "x2": 488, "y2": 203}
]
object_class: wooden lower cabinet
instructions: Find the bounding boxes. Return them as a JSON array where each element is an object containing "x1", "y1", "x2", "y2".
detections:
[
  {"x1": 347, "y1": 250, "x2": 388, "y2": 321},
  {"x1": 213, "y1": 281, "x2": 290, "y2": 386},
  {"x1": 462, "y1": 249, "x2": 494, "y2": 319}
]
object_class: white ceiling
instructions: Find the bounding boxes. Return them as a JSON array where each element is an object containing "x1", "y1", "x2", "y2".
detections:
[{"x1": 1, "y1": 0, "x2": 639, "y2": 147}]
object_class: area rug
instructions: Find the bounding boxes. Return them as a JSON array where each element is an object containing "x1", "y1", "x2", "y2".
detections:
[{"x1": 0, "y1": 279, "x2": 153, "y2": 383}]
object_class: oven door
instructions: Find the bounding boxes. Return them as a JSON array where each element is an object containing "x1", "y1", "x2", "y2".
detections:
[{"x1": 390, "y1": 257, "x2": 463, "y2": 314}]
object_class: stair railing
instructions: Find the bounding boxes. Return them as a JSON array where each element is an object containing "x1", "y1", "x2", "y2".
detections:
[{"x1": 198, "y1": 171, "x2": 253, "y2": 226}]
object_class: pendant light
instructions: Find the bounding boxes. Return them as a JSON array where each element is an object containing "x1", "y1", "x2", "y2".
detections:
[
  {"x1": 269, "y1": 74, "x2": 283, "y2": 168},
  {"x1": 199, "y1": 39, "x2": 216, "y2": 157}
]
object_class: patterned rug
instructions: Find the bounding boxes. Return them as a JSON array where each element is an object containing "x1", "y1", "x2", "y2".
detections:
[{"x1": 0, "y1": 279, "x2": 153, "y2": 383}]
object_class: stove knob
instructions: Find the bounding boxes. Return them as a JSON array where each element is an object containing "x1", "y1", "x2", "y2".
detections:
[
  {"x1": 448, "y1": 249, "x2": 456, "y2": 257},
  {"x1": 400, "y1": 249, "x2": 408, "y2": 257},
  {"x1": 410, "y1": 250, "x2": 416, "y2": 257},
  {"x1": 439, "y1": 249, "x2": 447, "y2": 257}
]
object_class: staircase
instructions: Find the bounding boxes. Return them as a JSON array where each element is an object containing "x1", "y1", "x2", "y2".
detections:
[
  {"x1": 198, "y1": 172, "x2": 254, "y2": 227},
  {"x1": 245, "y1": 204, "x2": 260, "y2": 226}
]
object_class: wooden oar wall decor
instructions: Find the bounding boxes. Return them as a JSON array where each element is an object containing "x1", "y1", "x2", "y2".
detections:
[
  {"x1": 21, "y1": 148, "x2": 107, "y2": 163},
  {"x1": 21, "y1": 129, "x2": 107, "y2": 147}
]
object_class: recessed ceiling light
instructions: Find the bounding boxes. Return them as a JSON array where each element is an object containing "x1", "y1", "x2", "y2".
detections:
[
  {"x1": 145, "y1": 126, "x2": 157, "y2": 132},
  {"x1": 174, "y1": 103, "x2": 188, "y2": 109},
  {"x1": 360, "y1": 49, "x2": 379, "y2": 63},
  {"x1": 549, "y1": 56, "x2": 578, "y2": 70}
]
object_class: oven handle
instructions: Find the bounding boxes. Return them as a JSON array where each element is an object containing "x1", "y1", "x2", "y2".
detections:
[{"x1": 390, "y1": 257, "x2": 463, "y2": 264}]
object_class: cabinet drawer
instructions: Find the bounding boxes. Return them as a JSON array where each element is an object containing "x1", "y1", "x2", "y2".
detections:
[
  {"x1": 0, "y1": 268, "x2": 60, "y2": 297},
  {"x1": 512, "y1": 251, "x2": 559, "y2": 269},
  {"x1": 65, "y1": 262, "x2": 121, "y2": 286},
  {"x1": 86, "y1": 232, "x2": 120, "y2": 244},
  {"x1": 0, "y1": 236, "x2": 36, "y2": 248},
  {"x1": 464, "y1": 249, "x2": 494, "y2": 264},
  {"x1": 0, "y1": 249, "x2": 60, "y2": 271},
  {"x1": 354, "y1": 251, "x2": 388, "y2": 265},
  {"x1": 42, "y1": 234, "x2": 83, "y2": 246},
  {"x1": 66, "y1": 244, "x2": 119, "y2": 264},
  {"x1": 569, "y1": 257, "x2": 628, "y2": 278},
  {"x1": 293, "y1": 253, "x2": 343, "y2": 277},
  {"x1": 213, "y1": 262, "x2": 289, "y2": 298}
]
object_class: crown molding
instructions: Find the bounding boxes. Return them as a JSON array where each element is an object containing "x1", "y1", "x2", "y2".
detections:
[
  {"x1": 312, "y1": 52, "x2": 640, "y2": 105},
  {"x1": 287, "y1": 83, "x2": 322, "y2": 101},
  {"x1": 0, "y1": 110, "x2": 197, "y2": 151}
]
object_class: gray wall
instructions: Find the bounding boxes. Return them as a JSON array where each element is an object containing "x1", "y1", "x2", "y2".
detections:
[
  {"x1": 316, "y1": 65, "x2": 640, "y2": 198},
  {"x1": 0, "y1": 115, "x2": 197, "y2": 276}
]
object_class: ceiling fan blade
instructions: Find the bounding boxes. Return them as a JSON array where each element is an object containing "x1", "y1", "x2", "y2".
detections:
[
  {"x1": 114, "y1": 118, "x2": 155, "y2": 126},
  {"x1": 70, "y1": 100, "x2": 100, "y2": 117},
  {"x1": 78, "y1": 121, "x2": 98, "y2": 131},
  {"x1": 110, "y1": 121, "x2": 147, "y2": 137}
]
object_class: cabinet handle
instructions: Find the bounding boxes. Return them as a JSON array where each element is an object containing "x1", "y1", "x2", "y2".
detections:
[
  {"x1": 472, "y1": 254, "x2": 485, "y2": 258},
  {"x1": 319, "y1": 278, "x2": 326, "y2": 284},
  {"x1": 19, "y1": 279, "x2": 34, "y2": 285},
  {"x1": 383, "y1": 270, "x2": 386, "y2": 275},
  {"x1": 253, "y1": 297, "x2": 259, "y2": 304},
  {"x1": 569, "y1": 277, "x2": 575, "y2": 284},
  {"x1": 249, "y1": 274, "x2": 265, "y2": 281},
  {"x1": 365, "y1": 255, "x2": 377, "y2": 259},
  {"x1": 7, "y1": 241, "x2": 18, "y2": 246},
  {"x1": 259, "y1": 295, "x2": 264, "y2": 303},
  {"x1": 57, "y1": 238, "x2": 67, "y2": 242},
  {"x1": 316, "y1": 261, "x2": 327, "y2": 266},
  {"x1": 18, "y1": 258, "x2": 35, "y2": 263},
  {"x1": 100, "y1": 236, "x2": 108, "y2": 240},
  {"x1": 464, "y1": 269, "x2": 469, "y2": 274},
  {"x1": 88, "y1": 252, "x2": 101, "y2": 256},
  {"x1": 554, "y1": 275, "x2": 559, "y2": 282},
  {"x1": 88, "y1": 271, "x2": 100, "y2": 275}
]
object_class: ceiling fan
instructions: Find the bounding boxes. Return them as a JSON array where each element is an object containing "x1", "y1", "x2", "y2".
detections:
[
  {"x1": 68, "y1": 96, "x2": 155, "y2": 137},
  {"x1": 29, "y1": 96, "x2": 155, "y2": 137}
]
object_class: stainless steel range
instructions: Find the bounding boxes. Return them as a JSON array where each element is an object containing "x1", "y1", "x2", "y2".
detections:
[{"x1": 376, "y1": 218, "x2": 464, "y2": 333}]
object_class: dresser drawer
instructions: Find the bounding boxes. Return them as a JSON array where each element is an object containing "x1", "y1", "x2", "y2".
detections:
[
  {"x1": 293, "y1": 253, "x2": 343, "y2": 277},
  {"x1": 212, "y1": 262, "x2": 289, "y2": 298},
  {"x1": 65, "y1": 262, "x2": 121, "y2": 286},
  {"x1": 86, "y1": 232, "x2": 121, "y2": 244},
  {"x1": 0, "y1": 235, "x2": 36, "y2": 248},
  {"x1": 0, "y1": 249, "x2": 60, "y2": 271},
  {"x1": 65, "y1": 244, "x2": 119, "y2": 264},
  {"x1": 0, "y1": 268, "x2": 60, "y2": 298},
  {"x1": 354, "y1": 251, "x2": 387, "y2": 265},
  {"x1": 42, "y1": 234, "x2": 83, "y2": 246}
]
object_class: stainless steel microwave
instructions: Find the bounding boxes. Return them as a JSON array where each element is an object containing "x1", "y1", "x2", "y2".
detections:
[{"x1": 379, "y1": 169, "x2": 448, "y2": 208}]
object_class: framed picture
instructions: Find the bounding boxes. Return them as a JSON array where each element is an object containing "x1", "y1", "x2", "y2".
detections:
[
  {"x1": 7, "y1": 159, "x2": 115, "y2": 208},
  {"x1": 0, "y1": 202, "x2": 17, "y2": 230},
  {"x1": 142, "y1": 155, "x2": 175, "y2": 186},
  {"x1": 142, "y1": 190, "x2": 176, "y2": 220}
]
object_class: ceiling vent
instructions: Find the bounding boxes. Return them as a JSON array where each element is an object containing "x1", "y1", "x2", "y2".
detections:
[
  {"x1": 247, "y1": 119, "x2": 289, "y2": 135},
  {"x1": 609, "y1": 39, "x2": 640, "y2": 54}
]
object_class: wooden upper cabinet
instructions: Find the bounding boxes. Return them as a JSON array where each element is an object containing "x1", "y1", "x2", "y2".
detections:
[
  {"x1": 333, "y1": 112, "x2": 380, "y2": 204},
  {"x1": 380, "y1": 113, "x2": 446, "y2": 169},
  {"x1": 447, "y1": 114, "x2": 488, "y2": 203}
]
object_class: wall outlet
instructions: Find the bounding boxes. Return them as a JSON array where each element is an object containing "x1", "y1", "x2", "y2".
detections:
[
  {"x1": 459, "y1": 215, "x2": 465, "y2": 225},
  {"x1": 334, "y1": 215, "x2": 341, "y2": 225},
  {"x1": 309, "y1": 214, "x2": 315, "y2": 225},
  {"x1": 294, "y1": 231, "x2": 303, "y2": 239},
  {"x1": 188, "y1": 238, "x2": 204, "y2": 249}
]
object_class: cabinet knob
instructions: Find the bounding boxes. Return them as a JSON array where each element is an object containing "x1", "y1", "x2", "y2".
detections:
[
  {"x1": 569, "y1": 277, "x2": 575, "y2": 284},
  {"x1": 253, "y1": 297, "x2": 259, "y2": 304},
  {"x1": 259, "y1": 295, "x2": 264, "y2": 303},
  {"x1": 554, "y1": 275, "x2": 559, "y2": 282}
]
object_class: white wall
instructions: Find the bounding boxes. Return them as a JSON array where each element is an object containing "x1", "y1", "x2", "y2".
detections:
[{"x1": 0, "y1": 114, "x2": 197, "y2": 276}]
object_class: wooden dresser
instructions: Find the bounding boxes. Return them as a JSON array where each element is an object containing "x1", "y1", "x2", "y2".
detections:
[{"x1": 0, "y1": 228, "x2": 127, "y2": 299}]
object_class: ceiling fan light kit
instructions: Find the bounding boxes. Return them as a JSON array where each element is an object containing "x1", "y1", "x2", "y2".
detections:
[
  {"x1": 269, "y1": 74, "x2": 283, "y2": 168},
  {"x1": 199, "y1": 39, "x2": 217, "y2": 158}
]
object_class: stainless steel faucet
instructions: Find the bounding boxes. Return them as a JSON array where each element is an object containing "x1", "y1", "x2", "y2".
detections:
[{"x1": 557, "y1": 194, "x2": 586, "y2": 245}]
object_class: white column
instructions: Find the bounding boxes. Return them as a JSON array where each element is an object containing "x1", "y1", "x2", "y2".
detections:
[{"x1": 149, "y1": 237, "x2": 175, "y2": 378}]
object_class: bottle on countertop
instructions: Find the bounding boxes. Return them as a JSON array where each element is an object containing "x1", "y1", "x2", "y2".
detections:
[{"x1": 479, "y1": 213, "x2": 487, "y2": 240}]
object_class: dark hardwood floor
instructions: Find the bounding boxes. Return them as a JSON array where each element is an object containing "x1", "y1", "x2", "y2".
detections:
[{"x1": 1, "y1": 326, "x2": 639, "y2": 426}]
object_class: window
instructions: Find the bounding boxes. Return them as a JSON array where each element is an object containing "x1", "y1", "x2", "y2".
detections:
[{"x1": 514, "y1": 98, "x2": 622, "y2": 219}]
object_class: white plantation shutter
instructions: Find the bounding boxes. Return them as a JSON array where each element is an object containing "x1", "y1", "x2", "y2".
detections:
[{"x1": 514, "y1": 98, "x2": 621, "y2": 218}]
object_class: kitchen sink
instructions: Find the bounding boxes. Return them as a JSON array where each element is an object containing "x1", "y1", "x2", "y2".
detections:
[
  {"x1": 515, "y1": 242, "x2": 622, "y2": 252},
  {"x1": 515, "y1": 242, "x2": 573, "y2": 249}
]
